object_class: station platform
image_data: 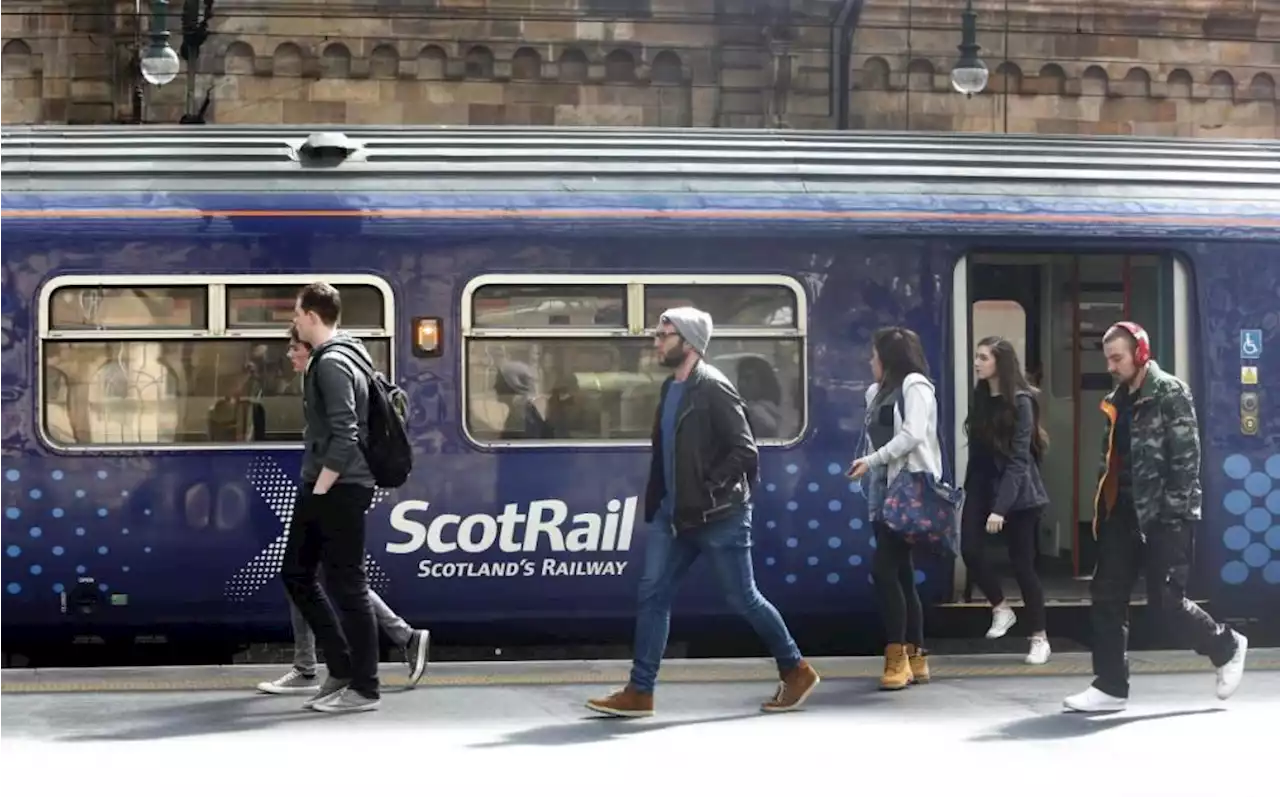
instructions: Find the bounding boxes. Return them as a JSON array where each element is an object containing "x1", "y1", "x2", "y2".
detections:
[{"x1": 3, "y1": 650, "x2": 1276, "y2": 797}]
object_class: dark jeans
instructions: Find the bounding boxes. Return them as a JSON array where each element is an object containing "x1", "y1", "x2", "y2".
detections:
[
  {"x1": 960, "y1": 492, "x2": 1047, "y2": 633},
  {"x1": 872, "y1": 521, "x2": 924, "y2": 647},
  {"x1": 629, "y1": 504, "x2": 803, "y2": 693},
  {"x1": 1089, "y1": 498, "x2": 1237, "y2": 698},
  {"x1": 281, "y1": 481, "x2": 379, "y2": 699}
]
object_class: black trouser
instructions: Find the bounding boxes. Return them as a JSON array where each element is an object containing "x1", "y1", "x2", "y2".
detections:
[
  {"x1": 960, "y1": 488, "x2": 1046, "y2": 633},
  {"x1": 282, "y1": 481, "x2": 379, "y2": 698},
  {"x1": 872, "y1": 522, "x2": 924, "y2": 647},
  {"x1": 1089, "y1": 497, "x2": 1237, "y2": 698}
]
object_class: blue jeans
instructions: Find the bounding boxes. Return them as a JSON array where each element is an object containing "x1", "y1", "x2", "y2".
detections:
[{"x1": 629, "y1": 505, "x2": 803, "y2": 693}]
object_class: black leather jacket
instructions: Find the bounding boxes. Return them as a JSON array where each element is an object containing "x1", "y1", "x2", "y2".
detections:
[{"x1": 644, "y1": 360, "x2": 759, "y2": 533}]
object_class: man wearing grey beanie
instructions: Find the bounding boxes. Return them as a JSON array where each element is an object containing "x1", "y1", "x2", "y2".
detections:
[{"x1": 586, "y1": 307, "x2": 820, "y2": 718}]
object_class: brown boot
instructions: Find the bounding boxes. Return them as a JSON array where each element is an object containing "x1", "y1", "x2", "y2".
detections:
[
  {"x1": 906, "y1": 643, "x2": 930, "y2": 684},
  {"x1": 880, "y1": 643, "x2": 912, "y2": 691},
  {"x1": 585, "y1": 684, "x2": 654, "y2": 718},
  {"x1": 761, "y1": 659, "x2": 821, "y2": 713}
]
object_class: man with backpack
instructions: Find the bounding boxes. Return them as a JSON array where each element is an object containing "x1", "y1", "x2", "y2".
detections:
[
  {"x1": 258, "y1": 323, "x2": 429, "y2": 700},
  {"x1": 281, "y1": 281, "x2": 413, "y2": 714}
]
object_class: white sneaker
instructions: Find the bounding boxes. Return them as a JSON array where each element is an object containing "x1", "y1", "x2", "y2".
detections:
[
  {"x1": 256, "y1": 667, "x2": 320, "y2": 695},
  {"x1": 1215, "y1": 630, "x2": 1248, "y2": 700},
  {"x1": 1063, "y1": 686, "x2": 1127, "y2": 713},
  {"x1": 1025, "y1": 636, "x2": 1051, "y2": 665},
  {"x1": 986, "y1": 605, "x2": 1017, "y2": 639}
]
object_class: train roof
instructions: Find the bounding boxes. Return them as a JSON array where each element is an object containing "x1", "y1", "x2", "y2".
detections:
[{"x1": 3, "y1": 125, "x2": 1280, "y2": 201}]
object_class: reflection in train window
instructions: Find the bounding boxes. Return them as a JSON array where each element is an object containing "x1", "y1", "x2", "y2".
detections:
[
  {"x1": 643, "y1": 285, "x2": 797, "y2": 329},
  {"x1": 39, "y1": 276, "x2": 396, "y2": 450},
  {"x1": 466, "y1": 337, "x2": 803, "y2": 443},
  {"x1": 42, "y1": 338, "x2": 390, "y2": 446},
  {"x1": 48, "y1": 286, "x2": 208, "y2": 330},
  {"x1": 227, "y1": 284, "x2": 385, "y2": 328},
  {"x1": 471, "y1": 285, "x2": 627, "y2": 328}
]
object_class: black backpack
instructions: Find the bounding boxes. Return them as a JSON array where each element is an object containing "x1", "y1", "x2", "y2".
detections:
[{"x1": 317, "y1": 340, "x2": 414, "y2": 489}]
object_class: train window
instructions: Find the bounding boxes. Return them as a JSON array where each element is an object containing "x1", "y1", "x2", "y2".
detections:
[
  {"x1": 462, "y1": 276, "x2": 807, "y2": 446},
  {"x1": 227, "y1": 284, "x2": 385, "y2": 329},
  {"x1": 48, "y1": 286, "x2": 208, "y2": 331},
  {"x1": 471, "y1": 285, "x2": 626, "y2": 328},
  {"x1": 42, "y1": 339, "x2": 391, "y2": 446},
  {"x1": 38, "y1": 277, "x2": 394, "y2": 450},
  {"x1": 643, "y1": 285, "x2": 797, "y2": 329}
]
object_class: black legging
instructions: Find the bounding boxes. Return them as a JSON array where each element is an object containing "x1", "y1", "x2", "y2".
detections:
[
  {"x1": 872, "y1": 521, "x2": 924, "y2": 647},
  {"x1": 960, "y1": 491, "x2": 1047, "y2": 634}
]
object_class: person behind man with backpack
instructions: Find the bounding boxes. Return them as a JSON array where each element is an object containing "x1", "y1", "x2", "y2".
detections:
[
  {"x1": 281, "y1": 281, "x2": 404, "y2": 714},
  {"x1": 258, "y1": 323, "x2": 430, "y2": 698}
]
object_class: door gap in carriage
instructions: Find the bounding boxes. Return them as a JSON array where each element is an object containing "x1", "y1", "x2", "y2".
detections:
[{"x1": 951, "y1": 250, "x2": 1199, "y2": 609}]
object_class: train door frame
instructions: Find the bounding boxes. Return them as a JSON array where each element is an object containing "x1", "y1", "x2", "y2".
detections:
[{"x1": 949, "y1": 252, "x2": 1196, "y2": 604}]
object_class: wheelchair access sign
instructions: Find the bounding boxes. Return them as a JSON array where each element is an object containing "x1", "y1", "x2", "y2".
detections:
[{"x1": 1240, "y1": 329, "x2": 1262, "y2": 360}]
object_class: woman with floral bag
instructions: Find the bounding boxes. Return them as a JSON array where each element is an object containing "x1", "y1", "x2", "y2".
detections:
[{"x1": 848, "y1": 327, "x2": 958, "y2": 691}]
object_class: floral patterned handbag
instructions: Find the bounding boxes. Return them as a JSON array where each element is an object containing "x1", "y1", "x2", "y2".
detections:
[{"x1": 879, "y1": 391, "x2": 964, "y2": 556}]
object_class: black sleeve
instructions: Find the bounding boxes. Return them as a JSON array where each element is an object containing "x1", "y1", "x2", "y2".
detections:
[{"x1": 704, "y1": 377, "x2": 759, "y2": 490}]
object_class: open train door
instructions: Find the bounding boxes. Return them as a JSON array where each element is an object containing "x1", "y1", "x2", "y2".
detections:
[{"x1": 950, "y1": 251, "x2": 1195, "y2": 608}]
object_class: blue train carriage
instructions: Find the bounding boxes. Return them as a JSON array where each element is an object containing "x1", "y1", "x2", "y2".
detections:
[{"x1": 1, "y1": 126, "x2": 1278, "y2": 654}]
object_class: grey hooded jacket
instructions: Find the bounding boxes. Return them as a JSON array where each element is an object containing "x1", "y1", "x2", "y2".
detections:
[{"x1": 301, "y1": 332, "x2": 375, "y2": 487}]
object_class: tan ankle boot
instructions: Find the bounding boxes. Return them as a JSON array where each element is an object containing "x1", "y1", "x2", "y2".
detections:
[
  {"x1": 906, "y1": 643, "x2": 930, "y2": 684},
  {"x1": 880, "y1": 643, "x2": 912, "y2": 691}
]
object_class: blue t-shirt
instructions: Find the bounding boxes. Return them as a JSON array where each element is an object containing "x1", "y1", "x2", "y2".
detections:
[{"x1": 657, "y1": 379, "x2": 687, "y2": 522}]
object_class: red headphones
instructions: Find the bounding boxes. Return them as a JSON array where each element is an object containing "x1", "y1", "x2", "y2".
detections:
[{"x1": 1106, "y1": 321, "x2": 1151, "y2": 368}]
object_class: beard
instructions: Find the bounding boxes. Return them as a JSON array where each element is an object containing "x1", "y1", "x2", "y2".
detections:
[{"x1": 660, "y1": 348, "x2": 687, "y2": 369}]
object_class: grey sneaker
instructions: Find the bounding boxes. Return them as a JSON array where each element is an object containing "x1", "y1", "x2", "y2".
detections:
[
  {"x1": 257, "y1": 668, "x2": 319, "y2": 695},
  {"x1": 405, "y1": 629, "x2": 430, "y2": 688},
  {"x1": 302, "y1": 676, "x2": 351, "y2": 710},
  {"x1": 311, "y1": 686, "x2": 381, "y2": 714}
]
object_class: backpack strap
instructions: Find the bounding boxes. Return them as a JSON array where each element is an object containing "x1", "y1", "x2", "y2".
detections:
[
  {"x1": 317, "y1": 340, "x2": 376, "y2": 383},
  {"x1": 896, "y1": 381, "x2": 954, "y2": 486},
  {"x1": 308, "y1": 342, "x2": 376, "y2": 435}
]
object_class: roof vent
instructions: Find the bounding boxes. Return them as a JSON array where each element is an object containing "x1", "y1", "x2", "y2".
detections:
[{"x1": 293, "y1": 132, "x2": 366, "y2": 167}]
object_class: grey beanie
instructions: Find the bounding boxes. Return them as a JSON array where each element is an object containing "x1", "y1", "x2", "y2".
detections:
[{"x1": 660, "y1": 306, "x2": 713, "y2": 355}]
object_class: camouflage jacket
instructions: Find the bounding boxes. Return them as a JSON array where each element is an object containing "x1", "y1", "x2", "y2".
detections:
[{"x1": 1092, "y1": 360, "x2": 1203, "y2": 540}]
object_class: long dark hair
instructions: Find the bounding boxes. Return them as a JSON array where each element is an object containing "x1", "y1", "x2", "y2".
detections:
[
  {"x1": 873, "y1": 326, "x2": 930, "y2": 395},
  {"x1": 964, "y1": 336, "x2": 1049, "y2": 461}
]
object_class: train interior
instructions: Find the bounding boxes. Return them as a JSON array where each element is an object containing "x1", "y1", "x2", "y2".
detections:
[{"x1": 954, "y1": 249, "x2": 1191, "y2": 608}]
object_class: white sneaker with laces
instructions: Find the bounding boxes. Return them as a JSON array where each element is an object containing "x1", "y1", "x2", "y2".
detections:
[
  {"x1": 1063, "y1": 686, "x2": 1127, "y2": 713},
  {"x1": 256, "y1": 668, "x2": 320, "y2": 695},
  {"x1": 1025, "y1": 636, "x2": 1051, "y2": 665},
  {"x1": 1215, "y1": 630, "x2": 1248, "y2": 700},
  {"x1": 986, "y1": 605, "x2": 1017, "y2": 639}
]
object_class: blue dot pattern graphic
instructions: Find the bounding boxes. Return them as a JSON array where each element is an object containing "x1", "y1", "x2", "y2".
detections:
[
  {"x1": 757, "y1": 459, "x2": 892, "y2": 591},
  {"x1": 1220, "y1": 454, "x2": 1280, "y2": 585},
  {"x1": 1, "y1": 464, "x2": 158, "y2": 601}
]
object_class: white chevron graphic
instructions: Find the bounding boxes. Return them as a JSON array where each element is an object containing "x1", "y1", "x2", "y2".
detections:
[{"x1": 224, "y1": 456, "x2": 393, "y2": 602}]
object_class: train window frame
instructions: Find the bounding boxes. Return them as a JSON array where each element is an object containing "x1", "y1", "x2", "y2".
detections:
[
  {"x1": 36, "y1": 274, "x2": 396, "y2": 453},
  {"x1": 459, "y1": 273, "x2": 809, "y2": 450}
]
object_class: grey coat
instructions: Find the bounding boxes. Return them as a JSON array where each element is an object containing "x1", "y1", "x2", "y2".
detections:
[{"x1": 990, "y1": 391, "x2": 1050, "y2": 516}]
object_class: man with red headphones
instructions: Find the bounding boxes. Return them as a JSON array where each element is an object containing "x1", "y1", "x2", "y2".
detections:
[{"x1": 1063, "y1": 321, "x2": 1248, "y2": 712}]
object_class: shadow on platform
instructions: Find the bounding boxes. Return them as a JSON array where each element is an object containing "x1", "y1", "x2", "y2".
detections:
[
  {"x1": 57, "y1": 695, "x2": 331, "y2": 743},
  {"x1": 471, "y1": 711, "x2": 767, "y2": 749},
  {"x1": 971, "y1": 707, "x2": 1226, "y2": 742}
]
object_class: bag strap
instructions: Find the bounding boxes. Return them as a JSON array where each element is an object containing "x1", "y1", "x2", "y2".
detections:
[
  {"x1": 896, "y1": 382, "x2": 954, "y2": 485},
  {"x1": 318, "y1": 340, "x2": 377, "y2": 383}
]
